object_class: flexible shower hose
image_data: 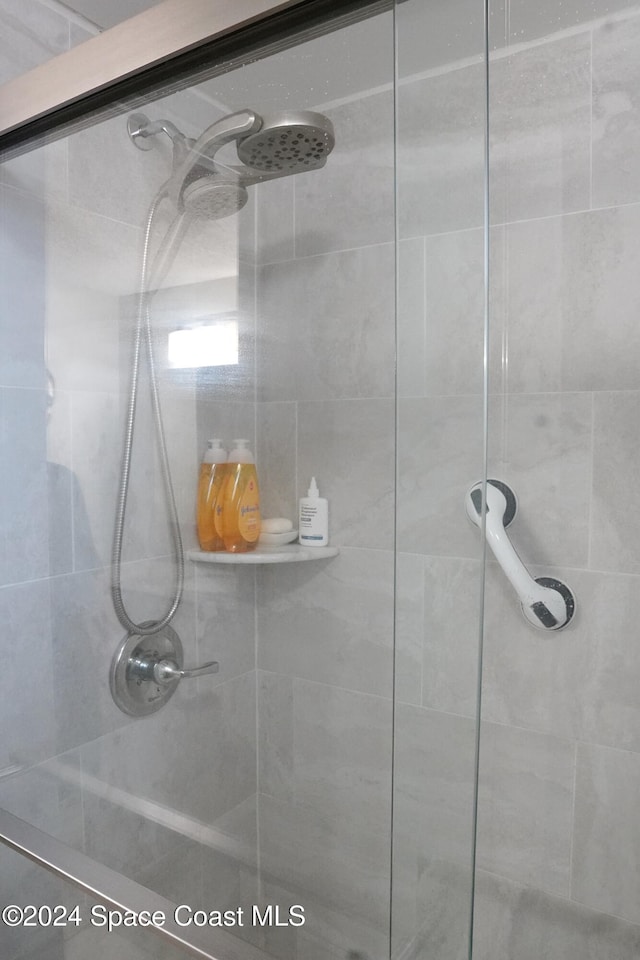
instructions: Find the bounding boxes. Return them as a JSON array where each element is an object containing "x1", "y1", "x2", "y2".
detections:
[{"x1": 111, "y1": 190, "x2": 184, "y2": 635}]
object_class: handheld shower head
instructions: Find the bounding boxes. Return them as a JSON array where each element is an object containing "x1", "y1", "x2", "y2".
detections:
[{"x1": 182, "y1": 176, "x2": 248, "y2": 220}]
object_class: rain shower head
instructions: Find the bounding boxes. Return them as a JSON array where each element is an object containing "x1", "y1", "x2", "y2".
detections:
[
  {"x1": 236, "y1": 111, "x2": 335, "y2": 173},
  {"x1": 128, "y1": 108, "x2": 335, "y2": 221}
]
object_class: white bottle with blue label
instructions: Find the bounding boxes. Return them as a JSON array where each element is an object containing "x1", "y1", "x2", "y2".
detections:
[{"x1": 299, "y1": 477, "x2": 329, "y2": 546}]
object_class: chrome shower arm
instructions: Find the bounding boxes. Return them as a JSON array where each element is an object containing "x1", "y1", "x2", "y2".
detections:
[{"x1": 127, "y1": 113, "x2": 189, "y2": 149}]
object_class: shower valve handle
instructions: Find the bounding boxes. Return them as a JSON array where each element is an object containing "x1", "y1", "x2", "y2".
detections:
[
  {"x1": 465, "y1": 480, "x2": 575, "y2": 631},
  {"x1": 154, "y1": 658, "x2": 219, "y2": 684},
  {"x1": 129, "y1": 653, "x2": 219, "y2": 685}
]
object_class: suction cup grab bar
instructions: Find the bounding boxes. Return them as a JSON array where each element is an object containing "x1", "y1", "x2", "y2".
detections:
[{"x1": 466, "y1": 480, "x2": 575, "y2": 630}]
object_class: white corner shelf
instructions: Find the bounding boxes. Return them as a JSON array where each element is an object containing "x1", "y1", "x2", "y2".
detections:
[{"x1": 187, "y1": 545, "x2": 339, "y2": 565}]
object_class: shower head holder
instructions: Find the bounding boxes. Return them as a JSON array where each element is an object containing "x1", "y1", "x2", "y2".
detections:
[{"x1": 127, "y1": 112, "x2": 194, "y2": 169}]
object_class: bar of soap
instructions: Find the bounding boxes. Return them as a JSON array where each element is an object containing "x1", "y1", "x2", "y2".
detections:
[{"x1": 261, "y1": 517, "x2": 293, "y2": 534}]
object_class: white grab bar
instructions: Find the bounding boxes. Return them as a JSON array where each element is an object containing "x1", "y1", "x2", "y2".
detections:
[{"x1": 466, "y1": 480, "x2": 575, "y2": 631}]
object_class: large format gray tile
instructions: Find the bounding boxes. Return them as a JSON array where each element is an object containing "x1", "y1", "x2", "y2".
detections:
[
  {"x1": 257, "y1": 547, "x2": 394, "y2": 698},
  {"x1": 0, "y1": 845, "x2": 77, "y2": 960},
  {"x1": 573, "y1": 742, "x2": 640, "y2": 925},
  {"x1": 500, "y1": 215, "x2": 564, "y2": 394},
  {"x1": 196, "y1": 400, "x2": 255, "y2": 463},
  {"x1": 258, "y1": 671, "x2": 294, "y2": 801},
  {"x1": 108, "y1": 382, "x2": 194, "y2": 563},
  {"x1": 256, "y1": 176, "x2": 295, "y2": 265},
  {"x1": 46, "y1": 198, "x2": 140, "y2": 298},
  {"x1": 196, "y1": 563, "x2": 255, "y2": 687},
  {"x1": 483, "y1": 563, "x2": 640, "y2": 754},
  {"x1": 593, "y1": 11, "x2": 640, "y2": 208},
  {"x1": 294, "y1": 90, "x2": 395, "y2": 257},
  {"x1": 46, "y1": 283, "x2": 120, "y2": 396},
  {"x1": 398, "y1": 0, "x2": 504, "y2": 78},
  {"x1": 397, "y1": 395, "x2": 485, "y2": 558},
  {"x1": 424, "y1": 227, "x2": 493, "y2": 398},
  {"x1": 49, "y1": 566, "x2": 133, "y2": 751},
  {"x1": 157, "y1": 388, "x2": 198, "y2": 553},
  {"x1": 592, "y1": 391, "x2": 640, "y2": 574},
  {"x1": 476, "y1": 722, "x2": 575, "y2": 896},
  {"x1": 488, "y1": 392, "x2": 592, "y2": 567},
  {"x1": 482, "y1": 561, "x2": 587, "y2": 738},
  {"x1": 506, "y1": 0, "x2": 636, "y2": 45},
  {"x1": 67, "y1": 113, "x2": 173, "y2": 228},
  {"x1": 0, "y1": 754, "x2": 83, "y2": 847},
  {"x1": 258, "y1": 674, "x2": 394, "y2": 915},
  {"x1": 258, "y1": 244, "x2": 395, "y2": 402},
  {"x1": 421, "y1": 555, "x2": 483, "y2": 717},
  {"x1": 490, "y1": 33, "x2": 591, "y2": 223},
  {"x1": 46, "y1": 390, "x2": 79, "y2": 576},
  {"x1": 81, "y1": 670, "x2": 256, "y2": 828},
  {"x1": 393, "y1": 704, "x2": 476, "y2": 868},
  {"x1": 425, "y1": 225, "x2": 506, "y2": 398},
  {"x1": 297, "y1": 399, "x2": 395, "y2": 550},
  {"x1": 397, "y1": 237, "x2": 426, "y2": 399},
  {"x1": 69, "y1": 390, "x2": 121, "y2": 570},
  {"x1": 577, "y1": 570, "x2": 640, "y2": 751},
  {"x1": 393, "y1": 705, "x2": 475, "y2": 957},
  {"x1": 0, "y1": 580, "x2": 54, "y2": 770},
  {"x1": 394, "y1": 552, "x2": 424, "y2": 706},
  {"x1": 133, "y1": 838, "x2": 203, "y2": 909},
  {"x1": 2, "y1": 387, "x2": 50, "y2": 584},
  {"x1": 292, "y1": 678, "x2": 392, "y2": 838},
  {"x1": 256, "y1": 401, "x2": 297, "y2": 522},
  {"x1": 0, "y1": 187, "x2": 46, "y2": 391},
  {"x1": 505, "y1": 207, "x2": 640, "y2": 394},
  {"x1": 2, "y1": 797, "x2": 86, "y2": 957},
  {"x1": 2, "y1": 124, "x2": 68, "y2": 208},
  {"x1": 397, "y1": 65, "x2": 486, "y2": 237},
  {"x1": 258, "y1": 790, "x2": 390, "y2": 955},
  {"x1": 473, "y1": 869, "x2": 640, "y2": 960},
  {"x1": 392, "y1": 856, "x2": 472, "y2": 960}
]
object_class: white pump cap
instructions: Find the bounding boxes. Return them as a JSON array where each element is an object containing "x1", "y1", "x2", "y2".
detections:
[
  {"x1": 229, "y1": 439, "x2": 254, "y2": 464},
  {"x1": 203, "y1": 439, "x2": 227, "y2": 462},
  {"x1": 307, "y1": 476, "x2": 320, "y2": 498}
]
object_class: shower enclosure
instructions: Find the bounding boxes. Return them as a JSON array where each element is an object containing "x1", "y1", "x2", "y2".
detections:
[{"x1": 1, "y1": 0, "x2": 640, "y2": 958}]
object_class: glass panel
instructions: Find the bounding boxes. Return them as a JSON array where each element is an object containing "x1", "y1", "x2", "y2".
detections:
[
  {"x1": 475, "y1": 1, "x2": 640, "y2": 958},
  {"x1": 0, "y1": 5, "x2": 402, "y2": 960},
  {"x1": 0, "y1": 844, "x2": 198, "y2": 960},
  {"x1": 392, "y1": 1, "x2": 488, "y2": 959}
]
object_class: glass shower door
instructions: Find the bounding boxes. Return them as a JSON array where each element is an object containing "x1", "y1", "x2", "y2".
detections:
[
  {"x1": 0, "y1": 3, "x2": 404, "y2": 959},
  {"x1": 392, "y1": 1, "x2": 489, "y2": 959},
  {"x1": 471, "y1": 2, "x2": 640, "y2": 958},
  {"x1": 0, "y1": 0, "x2": 497, "y2": 957}
]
